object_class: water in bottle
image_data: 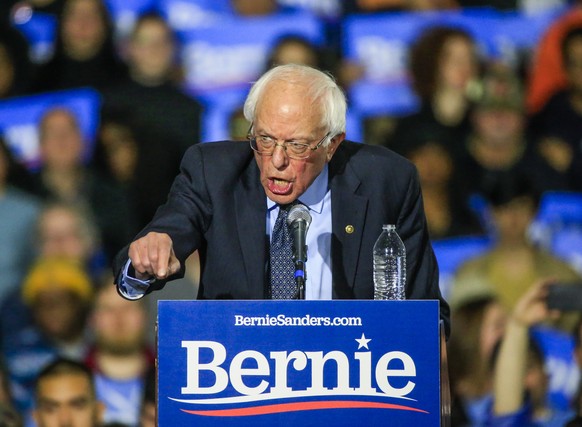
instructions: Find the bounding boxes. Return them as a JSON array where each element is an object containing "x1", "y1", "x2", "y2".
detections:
[{"x1": 373, "y1": 224, "x2": 406, "y2": 300}]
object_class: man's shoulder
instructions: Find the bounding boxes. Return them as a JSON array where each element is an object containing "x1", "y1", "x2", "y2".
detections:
[
  {"x1": 184, "y1": 141, "x2": 256, "y2": 175},
  {"x1": 341, "y1": 140, "x2": 412, "y2": 160},
  {"x1": 337, "y1": 141, "x2": 416, "y2": 175},
  {"x1": 188, "y1": 140, "x2": 251, "y2": 156}
]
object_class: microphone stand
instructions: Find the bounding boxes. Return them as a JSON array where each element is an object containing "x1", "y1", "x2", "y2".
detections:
[
  {"x1": 294, "y1": 260, "x2": 306, "y2": 300},
  {"x1": 287, "y1": 204, "x2": 311, "y2": 300}
]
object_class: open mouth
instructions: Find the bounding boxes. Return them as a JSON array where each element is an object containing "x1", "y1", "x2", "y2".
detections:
[{"x1": 268, "y1": 178, "x2": 292, "y2": 195}]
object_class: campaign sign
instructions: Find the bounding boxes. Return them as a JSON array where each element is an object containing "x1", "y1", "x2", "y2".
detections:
[
  {"x1": 158, "y1": 300, "x2": 441, "y2": 426},
  {"x1": 179, "y1": 13, "x2": 323, "y2": 92}
]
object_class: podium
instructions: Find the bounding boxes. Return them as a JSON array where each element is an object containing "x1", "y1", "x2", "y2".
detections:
[{"x1": 157, "y1": 300, "x2": 449, "y2": 426}]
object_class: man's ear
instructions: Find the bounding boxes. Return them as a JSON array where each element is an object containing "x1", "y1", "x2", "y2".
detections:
[{"x1": 326, "y1": 132, "x2": 345, "y2": 162}]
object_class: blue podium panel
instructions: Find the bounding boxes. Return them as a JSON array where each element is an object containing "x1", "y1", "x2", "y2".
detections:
[{"x1": 158, "y1": 300, "x2": 440, "y2": 426}]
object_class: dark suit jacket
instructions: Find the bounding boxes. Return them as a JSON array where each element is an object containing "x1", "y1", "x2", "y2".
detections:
[{"x1": 113, "y1": 140, "x2": 450, "y2": 334}]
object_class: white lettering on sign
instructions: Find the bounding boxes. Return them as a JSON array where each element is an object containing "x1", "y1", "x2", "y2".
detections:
[
  {"x1": 5, "y1": 124, "x2": 39, "y2": 165},
  {"x1": 355, "y1": 36, "x2": 407, "y2": 83},
  {"x1": 182, "y1": 42, "x2": 265, "y2": 89},
  {"x1": 180, "y1": 340, "x2": 417, "y2": 400}
]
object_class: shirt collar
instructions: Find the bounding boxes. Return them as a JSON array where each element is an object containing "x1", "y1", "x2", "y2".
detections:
[{"x1": 267, "y1": 164, "x2": 328, "y2": 214}]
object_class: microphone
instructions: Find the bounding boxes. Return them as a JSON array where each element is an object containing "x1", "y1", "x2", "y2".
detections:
[{"x1": 286, "y1": 204, "x2": 312, "y2": 299}]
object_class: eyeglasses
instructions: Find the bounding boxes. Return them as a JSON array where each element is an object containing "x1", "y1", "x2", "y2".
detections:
[{"x1": 247, "y1": 124, "x2": 331, "y2": 160}]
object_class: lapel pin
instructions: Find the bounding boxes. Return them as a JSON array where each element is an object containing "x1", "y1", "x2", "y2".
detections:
[{"x1": 345, "y1": 225, "x2": 354, "y2": 234}]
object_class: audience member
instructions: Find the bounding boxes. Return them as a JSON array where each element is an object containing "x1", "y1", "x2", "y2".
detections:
[
  {"x1": 448, "y1": 291, "x2": 507, "y2": 426},
  {"x1": 31, "y1": 0, "x2": 126, "y2": 92},
  {"x1": 31, "y1": 107, "x2": 135, "y2": 261},
  {"x1": 397, "y1": 128, "x2": 484, "y2": 239},
  {"x1": 490, "y1": 280, "x2": 575, "y2": 426},
  {"x1": 32, "y1": 357, "x2": 104, "y2": 427},
  {"x1": 86, "y1": 277, "x2": 154, "y2": 426},
  {"x1": 529, "y1": 26, "x2": 582, "y2": 191},
  {"x1": 387, "y1": 26, "x2": 479, "y2": 157},
  {"x1": 95, "y1": 114, "x2": 138, "y2": 187},
  {"x1": 526, "y1": 0, "x2": 582, "y2": 115},
  {"x1": 0, "y1": 201, "x2": 102, "y2": 361},
  {"x1": 0, "y1": 138, "x2": 40, "y2": 306},
  {"x1": 266, "y1": 35, "x2": 322, "y2": 70},
  {"x1": 102, "y1": 13, "x2": 202, "y2": 224},
  {"x1": 455, "y1": 65, "x2": 568, "y2": 204},
  {"x1": 451, "y1": 173, "x2": 582, "y2": 333},
  {"x1": 36, "y1": 202, "x2": 102, "y2": 272},
  {"x1": 3, "y1": 257, "x2": 94, "y2": 415}
]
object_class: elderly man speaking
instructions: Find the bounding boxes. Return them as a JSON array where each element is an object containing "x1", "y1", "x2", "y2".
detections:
[{"x1": 113, "y1": 64, "x2": 449, "y2": 334}]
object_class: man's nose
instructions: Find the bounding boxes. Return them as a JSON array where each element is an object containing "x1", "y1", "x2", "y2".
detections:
[
  {"x1": 271, "y1": 145, "x2": 289, "y2": 169},
  {"x1": 58, "y1": 408, "x2": 73, "y2": 427}
]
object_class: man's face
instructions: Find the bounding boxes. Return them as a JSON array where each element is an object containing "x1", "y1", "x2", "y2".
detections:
[
  {"x1": 473, "y1": 108, "x2": 524, "y2": 147},
  {"x1": 61, "y1": 0, "x2": 106, "y2": 60},
  {"x1": 32, "y1": 289, "x2": 86, "y2": 342},
  {"x1": 39, "y1": 208, "x2": 90, "y2": 262},
  {"x1": 253, "y1": 80, "x2": 343, "y2": 205},
  {"x1": 491, "y1": 196, "x2": 536, "y2": 243},
  {"x1": 129, "y1": 19, "x2": 174, "y2": 83},
  {"x1": 40, "y1": 110, "x2": 84, "y2": 170},
  {"x1": 91, "y1": 284, "x2": 146, "y2": 355},
  {"x1": 34, "y1": 373, "x2": 103, "y2": 427}
]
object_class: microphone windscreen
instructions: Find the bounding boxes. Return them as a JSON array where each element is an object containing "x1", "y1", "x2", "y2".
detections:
[{"x1": 287, "y1": 204, "x2": 312, "y2": 229}]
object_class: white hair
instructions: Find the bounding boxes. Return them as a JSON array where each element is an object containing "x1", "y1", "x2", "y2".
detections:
[{"x1": 243, "y1": 64, "x2": 346, "y2": 145}]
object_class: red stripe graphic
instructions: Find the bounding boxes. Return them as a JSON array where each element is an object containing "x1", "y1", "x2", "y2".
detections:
[{"x1": 181, "y1": 401, "x2": 429, "y2": 417}]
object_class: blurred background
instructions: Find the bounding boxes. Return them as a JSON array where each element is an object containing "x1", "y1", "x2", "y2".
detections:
[{"x1": 1, "y1": 0, "x2": 582, "y2": 426}]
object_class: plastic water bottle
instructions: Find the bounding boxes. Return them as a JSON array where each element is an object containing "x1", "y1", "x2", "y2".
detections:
[{"x1": 373, "y1": 224, "x2": 406, "y2": 300}]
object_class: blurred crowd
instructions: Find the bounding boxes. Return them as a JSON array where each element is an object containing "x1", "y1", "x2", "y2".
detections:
[{"x1": 1, "y1": 0, "x2": 582, "y2": 426}]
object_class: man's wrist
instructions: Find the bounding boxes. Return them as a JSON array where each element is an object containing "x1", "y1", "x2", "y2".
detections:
[{"x1": 117, "y1": 260, "x2": 155, "y2": 300}]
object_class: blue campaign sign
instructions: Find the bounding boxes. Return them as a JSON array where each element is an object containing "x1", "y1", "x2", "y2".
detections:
[
  {"x1": 103, "y1": 0, "x2": 158, "y2": 38},
  {"x1": 348, "y1": 80, "x2": 419, "y2": 117},
  {"x1": 343, "y1": 10, "x2": 503, "y2": 85},
  {"x1": 178, "y1": 13, "x2": 324, "y2": 92},
  {"x1": 12, "y1": 11, "x2": 57, "y2": 64},
  {"x1": 0, "y1": 88, "x2": 101, "y2": 169},
  {"x1": 158, "y1": 0, "x2": 234, "y2": 32},
  {"x1": 343, "y1": 12, "x2": 426, "y2": 84},
  {"x1": 532, "y1": 326, "x2": 579, "y2": 411},
  {"x1": 158, "y1": 300, "x2": 441, "y2": 426},
  {"x1": 485, "y1": 10, "x2": 560, "y2": 65},
  {"x1": 276, "y1": 0, "x2": 342, "y2": 20}
]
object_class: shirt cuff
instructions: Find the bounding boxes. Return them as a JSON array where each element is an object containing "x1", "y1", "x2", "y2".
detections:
[{"x1": 117, "y1": 260, "x2": 156, "y2": 300}]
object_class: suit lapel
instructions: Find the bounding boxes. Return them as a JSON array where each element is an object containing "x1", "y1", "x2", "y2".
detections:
[
  {"x1": 329, "y1": 144, "x2": 368, "y2": 297},
  {"x1": 234, "y1": 161, "x2": 268, "y2": 298}
]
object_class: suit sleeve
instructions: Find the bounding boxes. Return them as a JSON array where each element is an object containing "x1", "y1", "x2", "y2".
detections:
[
  {"x1": 113, "y1": 145, "x2": 211, "y2": 293},
  {"x1": 397, "y1": 167, "x2": 450, "y2": 337}
]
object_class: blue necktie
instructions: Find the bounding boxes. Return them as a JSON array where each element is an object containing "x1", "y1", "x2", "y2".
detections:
[{"x1": 270, "y1": 204, "x2": 296, "y2": 299}]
